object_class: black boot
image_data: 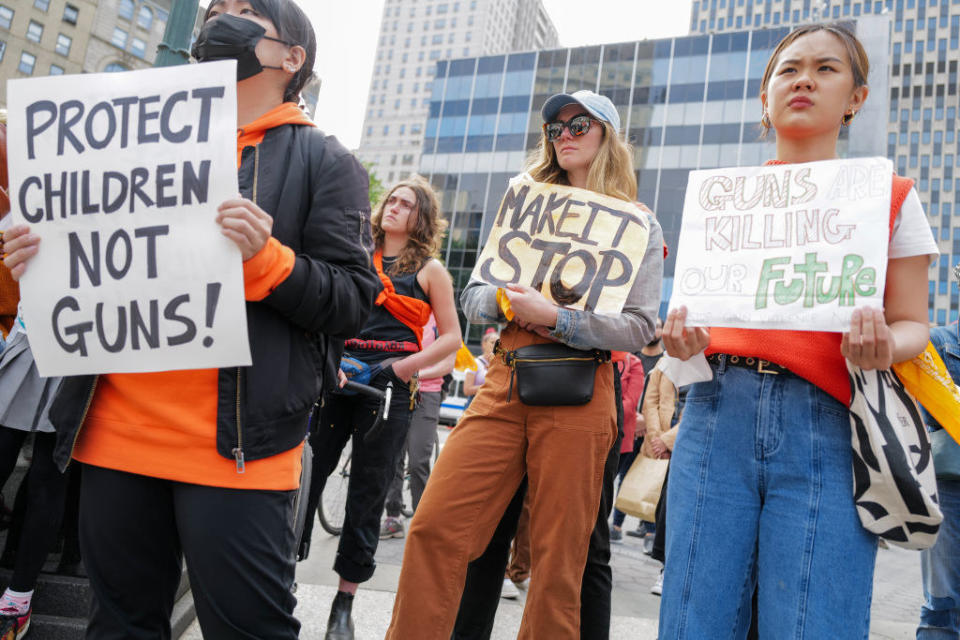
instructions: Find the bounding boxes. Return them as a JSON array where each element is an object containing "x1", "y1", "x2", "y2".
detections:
[{"x1": 324, "y1": 591, "x2": 355, "y2": 640}]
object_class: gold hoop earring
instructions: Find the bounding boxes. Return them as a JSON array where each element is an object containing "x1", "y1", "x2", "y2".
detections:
[{"x1": 842, "y1": 111, "x2": 856, "y2": 126}]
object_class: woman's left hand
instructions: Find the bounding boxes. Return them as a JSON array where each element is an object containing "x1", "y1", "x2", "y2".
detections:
[
  {"x1": 216, "y1": 196, "x2": 273, "y2": 261},
  {"x1": 504, "y1": 284, "x2": 559, "y2": 328},
  {"x1": 841, "y1": 307, "x2": 895, "y2": 371}
]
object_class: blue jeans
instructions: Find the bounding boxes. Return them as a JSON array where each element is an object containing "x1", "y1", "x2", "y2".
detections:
[
  {"x1": 918, "y1": 477, "x2": 960, "y2": 638},
  {"x1": 659, "y1": 357, "x2": 878, "y2": 639}
]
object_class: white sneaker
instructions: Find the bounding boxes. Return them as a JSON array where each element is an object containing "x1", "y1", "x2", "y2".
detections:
[
  {"x1": 500, "y1": 577, "x2": 520, "y2": 599},
  {"x1": 650, "y1": 569, "x2": 663, "y2": 596}
]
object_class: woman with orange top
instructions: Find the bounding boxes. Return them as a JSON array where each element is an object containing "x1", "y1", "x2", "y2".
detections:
[
  {"x1": 659, "y1": 24, "x2": 937, "y2": 637},
  {"x1": 2, "y1": 1, "x2": 380, "y2": 638},
  {"x1": 304, "y1": 176, "x2": 460, "y2": 640}
]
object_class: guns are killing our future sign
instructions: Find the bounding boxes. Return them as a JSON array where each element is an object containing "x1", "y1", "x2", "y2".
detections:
[
  {"x1": 7, "y1": 60, "x2": 252, "y2": 376},
  {"x1": 472, "y1": 180, "x2": 651, "y2": 316},
  {"x1": 669, "y1": 157, "x2": 894, "y2": 332}
]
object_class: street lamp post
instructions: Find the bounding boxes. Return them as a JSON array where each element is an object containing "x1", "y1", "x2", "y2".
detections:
[{"x1": 154, "y1": 0, "x2": 201, "y2": 67}]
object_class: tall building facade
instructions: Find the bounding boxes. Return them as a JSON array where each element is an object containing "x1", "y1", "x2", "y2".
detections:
[
  {"x1": 0, "y1": 0, "x2": 98, "y2": 104},
  {"x1": 0, "y1": 0, "x2": 171, "y2": 106},
  {"x1": 357, "y1": 0, "x2": 559, "y2": 186},
  {"x1": 691, "y1": 0, "x2": 959, "y2": 323},
  {"x1": 417, "y1": 18, "x2": 890, "y2": 342}
]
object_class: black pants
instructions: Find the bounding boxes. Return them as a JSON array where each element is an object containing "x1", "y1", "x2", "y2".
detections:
[
  {"x1": 452, "y1": 370, "x2": 623, "y2": 640},
  {"x1": 305, "y1": 369, "x2": 412, "y2": 583},
  {"x1": 80, "y1": 465, "x2": 299, "y2": 640},
  {"x1": 0, "y1": 429, "x2": 69, "y2": 592}
]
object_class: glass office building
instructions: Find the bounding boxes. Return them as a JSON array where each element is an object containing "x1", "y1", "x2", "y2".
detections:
[{"x1": 418, "y1": 17, "x2": 890, "y2": 342}]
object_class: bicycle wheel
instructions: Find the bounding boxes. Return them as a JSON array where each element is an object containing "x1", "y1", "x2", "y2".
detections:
[
  {"x1": 318, "y1": 440, "x2": 352, "y2": 536},
  {"x1": 401, "y1": 429, "x2": 441, "y2": 518}
]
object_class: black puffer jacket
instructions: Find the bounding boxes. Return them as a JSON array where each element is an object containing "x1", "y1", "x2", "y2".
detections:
[{"x1": 50, "y1": 124, "x2": 381, "y2": 471}]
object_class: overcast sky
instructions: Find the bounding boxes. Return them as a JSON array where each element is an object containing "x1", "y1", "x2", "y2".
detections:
[{"x1": 302, "y1": 0, "x2": 694, "y2": 149}]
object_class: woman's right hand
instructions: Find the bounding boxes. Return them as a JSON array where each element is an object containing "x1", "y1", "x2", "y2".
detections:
[
  {"x1": 1, "y1": 225, "x2": 40, "y2": 281},
  {"x1": 662, "y1": 306, "x2": 710, "y2": 361}
]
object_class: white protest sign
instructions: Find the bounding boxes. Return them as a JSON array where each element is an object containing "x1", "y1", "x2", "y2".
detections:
[
  {"x1": 669, "y1": 157, "x2": 893, "y2": 332},
  {"x1": 471, "y1": 180, "x2": 651, "y2": 315},
  {"x1": 7, "y1": 60, "x2": 251, "y2": 376}
]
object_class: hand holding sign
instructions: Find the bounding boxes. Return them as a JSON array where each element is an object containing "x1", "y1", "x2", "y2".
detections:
[
  {"x1": 1, "y1": 224, "x2": 39, "y2": 280},
  {"x1": 216, "y1": 196, "x2": 273, "y2": 260},
  {"x1": 503, "y1": 283, "x2": 559, "y2": 328}
]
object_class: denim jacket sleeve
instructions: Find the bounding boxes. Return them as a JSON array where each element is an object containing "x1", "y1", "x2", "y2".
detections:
[
  {"x1": 550, "y1": 216, "x2": 664, "y2": 351},
  {"x1": 925, "y1": 324, "x2": 960, "y2": 430},
  {"x1": 460, "y1": 215, "x2": 665, "y2": 353}
]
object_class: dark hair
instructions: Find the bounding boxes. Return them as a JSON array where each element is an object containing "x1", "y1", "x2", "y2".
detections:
[{"x1": 205, "y1": 0, "x2": 317, "y2": 104}]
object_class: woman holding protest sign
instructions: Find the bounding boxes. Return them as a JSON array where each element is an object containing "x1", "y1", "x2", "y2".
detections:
[
  {"x1": 301, "y1": 176, "x2": 460, "y2": 640},
  {"x1": 3, "y1": 1, "x2": 381, "y2": 638},
  {"x1": 659, "y1": 24, "x2": 938, "y2": 637},
  {"x1": 385, "y1": 90, "x2": 663, "y2": 640}
]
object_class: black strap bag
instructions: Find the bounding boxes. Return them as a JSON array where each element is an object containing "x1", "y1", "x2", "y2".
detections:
[{"x1": 497, "y1": 342, "x2": 610, "y2": 406}]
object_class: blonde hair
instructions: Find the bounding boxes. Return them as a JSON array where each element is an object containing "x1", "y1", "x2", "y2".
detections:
[
  {"x1": 0, "y1": 110, "x2": 6, "y2": 125},
  {"x1": 371, "y1": 175, "x2": 448, "y2": 275},
  {"x1": 525, "y1": 119, "x2": 637, "y2": 202}
]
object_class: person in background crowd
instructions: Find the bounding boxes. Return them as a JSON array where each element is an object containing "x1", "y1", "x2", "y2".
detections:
[
  {"x1": 626, "y1": 316, "x2": 665, "y2": 540},
  {"x1": 380, "y1": 313, "x2": 458, "y2": 539},
  {"x1": 308, "y1": 176, "x2": 460, "y2": 640},
  {"x1": 3, "y1": 2, "x2": 382, "y2": 637},
  {"x1": 916, "y1": 264, "x2": 960, "y2": 638},
  {"x1": 661, "y1": 23, "x2": 936, "y2": 637},
  {"x1": 0, "y1": 110, "x2": 71, "y2": 640},
  {"x1": 609, "y1": 351, "x2": 645, "y2": 542},
  {"x1": 462, "y1": 329, "x2": 498, "y2": 407},
  {"x1": 386, "y1": 89, "x2": 663, "y2": 640}
]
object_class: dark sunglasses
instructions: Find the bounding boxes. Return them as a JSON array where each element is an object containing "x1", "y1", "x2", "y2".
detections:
[{"x1": 543, "y1": 114, "x2": 598, "y2": 141}]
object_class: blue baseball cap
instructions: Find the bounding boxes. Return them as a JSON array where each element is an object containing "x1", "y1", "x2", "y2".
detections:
[{"x1": 541, "y1": 90, "x2": 621, "y2": 132}]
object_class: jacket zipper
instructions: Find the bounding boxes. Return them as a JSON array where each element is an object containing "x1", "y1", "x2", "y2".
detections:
[
  {"x1": 66, "y1": 375, "x2": 100, "y2": 469},
  {"x1": 232, "y1": 146, "x2": 260, "y2": 474}
]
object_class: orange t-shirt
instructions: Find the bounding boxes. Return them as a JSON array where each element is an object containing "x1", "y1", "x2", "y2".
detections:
[{"x1": 72, "y1": 103, "x2": 314, "y2": 490}]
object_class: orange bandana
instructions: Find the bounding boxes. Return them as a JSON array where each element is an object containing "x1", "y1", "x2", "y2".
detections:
[{"x1": 373, "y1": 250, "x2": 433, "y2": 349}]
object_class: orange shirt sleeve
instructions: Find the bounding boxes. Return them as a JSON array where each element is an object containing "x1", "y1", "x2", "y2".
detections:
[{"x1": 243, "y1": 237, "x2": 296, "y2": 301}]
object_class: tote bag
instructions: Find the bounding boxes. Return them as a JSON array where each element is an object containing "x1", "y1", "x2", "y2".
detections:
[
  {"x1": 614, "y1": 455, "x2": 669, "y2": 523},
  {"x1": 848, "y1": 363, "x2": 942, "y2": 550}
]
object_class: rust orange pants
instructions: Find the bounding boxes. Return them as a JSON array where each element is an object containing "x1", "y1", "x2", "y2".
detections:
[{"x1": 385, "y1": 325, "x2": 617, "y2": 640}]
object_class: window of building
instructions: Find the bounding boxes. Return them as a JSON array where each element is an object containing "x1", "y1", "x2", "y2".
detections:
[
  {"x1": 131, "y1": 36, "x2": 146, "y2": 58},
  {"x1": 26, "y1": 20, "x2": 43, "y2": 43},
  {"x1": 0, "y1": 5, "x2": 14, "y2": 30},
  {"x1": 56, "y1": 32, "x2": 71, "y2": 56},
  {"x1": 18, "y1": 51, "x2": 36, "y2": 74},
  {"x1": 383, "y1": 125, "x2": 389, "y2": 135},
  {"x1": 104, "y1": 62, "x2": 128, "y2": 72},
  {"x1": 118, "y1": 0, "x2": 134, "y2": 20},
  {"x1": 137, "y1": 6, "x2": 153, "y2": 29},
  {"x1": 33, "y1": 0, "x2": 50, "y2": 11},
  {"x1": 112, "y1": 27, "x2": 127, "y2": 49},
  {"x1": 63, "y1": 3, "x2": 78, "y2": 24},
  {"x1": 50, "y1": 63, "x2": 64, "y2": 74},
  {"x1": 0, "y1": 40, "x2": 5, "y2": 61}
]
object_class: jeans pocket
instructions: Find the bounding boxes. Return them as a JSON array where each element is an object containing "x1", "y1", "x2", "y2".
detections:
[{"x1": 684, "y1": 375, "x2": 719, "y2": 404}]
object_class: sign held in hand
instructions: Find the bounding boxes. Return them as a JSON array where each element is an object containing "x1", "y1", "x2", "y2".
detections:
[
  {"x1": 7, "y1": 61, "x2": 251, "y2": 376},
  {"x1": 471, "y1": 180, "x2": 651, "y2": 316},
  {"x1": 669, "y1": 157, "x2": 894, "y2": 332}
]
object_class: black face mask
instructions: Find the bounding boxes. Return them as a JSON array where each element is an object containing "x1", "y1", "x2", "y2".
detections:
[{"x1": 191, "y1": 13, "x2": 291, "y2": 81}]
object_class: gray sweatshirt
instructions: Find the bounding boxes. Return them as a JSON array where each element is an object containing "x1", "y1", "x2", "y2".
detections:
[{"x1": 461, "y1": 214, "x2": 664, "y2": 352}]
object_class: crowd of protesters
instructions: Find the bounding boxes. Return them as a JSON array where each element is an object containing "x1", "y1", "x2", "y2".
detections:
[{"x1": 0, "y1": 1, "x2": 958, "y2": 639}]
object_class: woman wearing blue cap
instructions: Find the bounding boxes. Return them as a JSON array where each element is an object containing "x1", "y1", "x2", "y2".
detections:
[{"x1": 385, "y1": 90, "x2": 663, "y2": 640}]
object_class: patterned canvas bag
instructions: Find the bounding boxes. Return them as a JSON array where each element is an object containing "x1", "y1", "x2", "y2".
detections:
[{"x1": 848, "y1": 363, "x2": 942, "y2": 550}]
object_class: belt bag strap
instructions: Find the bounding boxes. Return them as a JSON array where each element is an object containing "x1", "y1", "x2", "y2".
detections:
[{"x1": 497, "y1": 342, "x2": 609, "y2": 406}]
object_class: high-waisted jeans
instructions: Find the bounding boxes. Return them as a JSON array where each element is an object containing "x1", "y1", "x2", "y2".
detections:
[{"x1": 659, "y1": 355, "x2": 878, "y2": 639}]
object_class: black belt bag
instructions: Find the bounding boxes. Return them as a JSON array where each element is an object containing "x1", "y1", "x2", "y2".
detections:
[{"x1": 497, "y1": 342, "x2": 610, "y2": 406}]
